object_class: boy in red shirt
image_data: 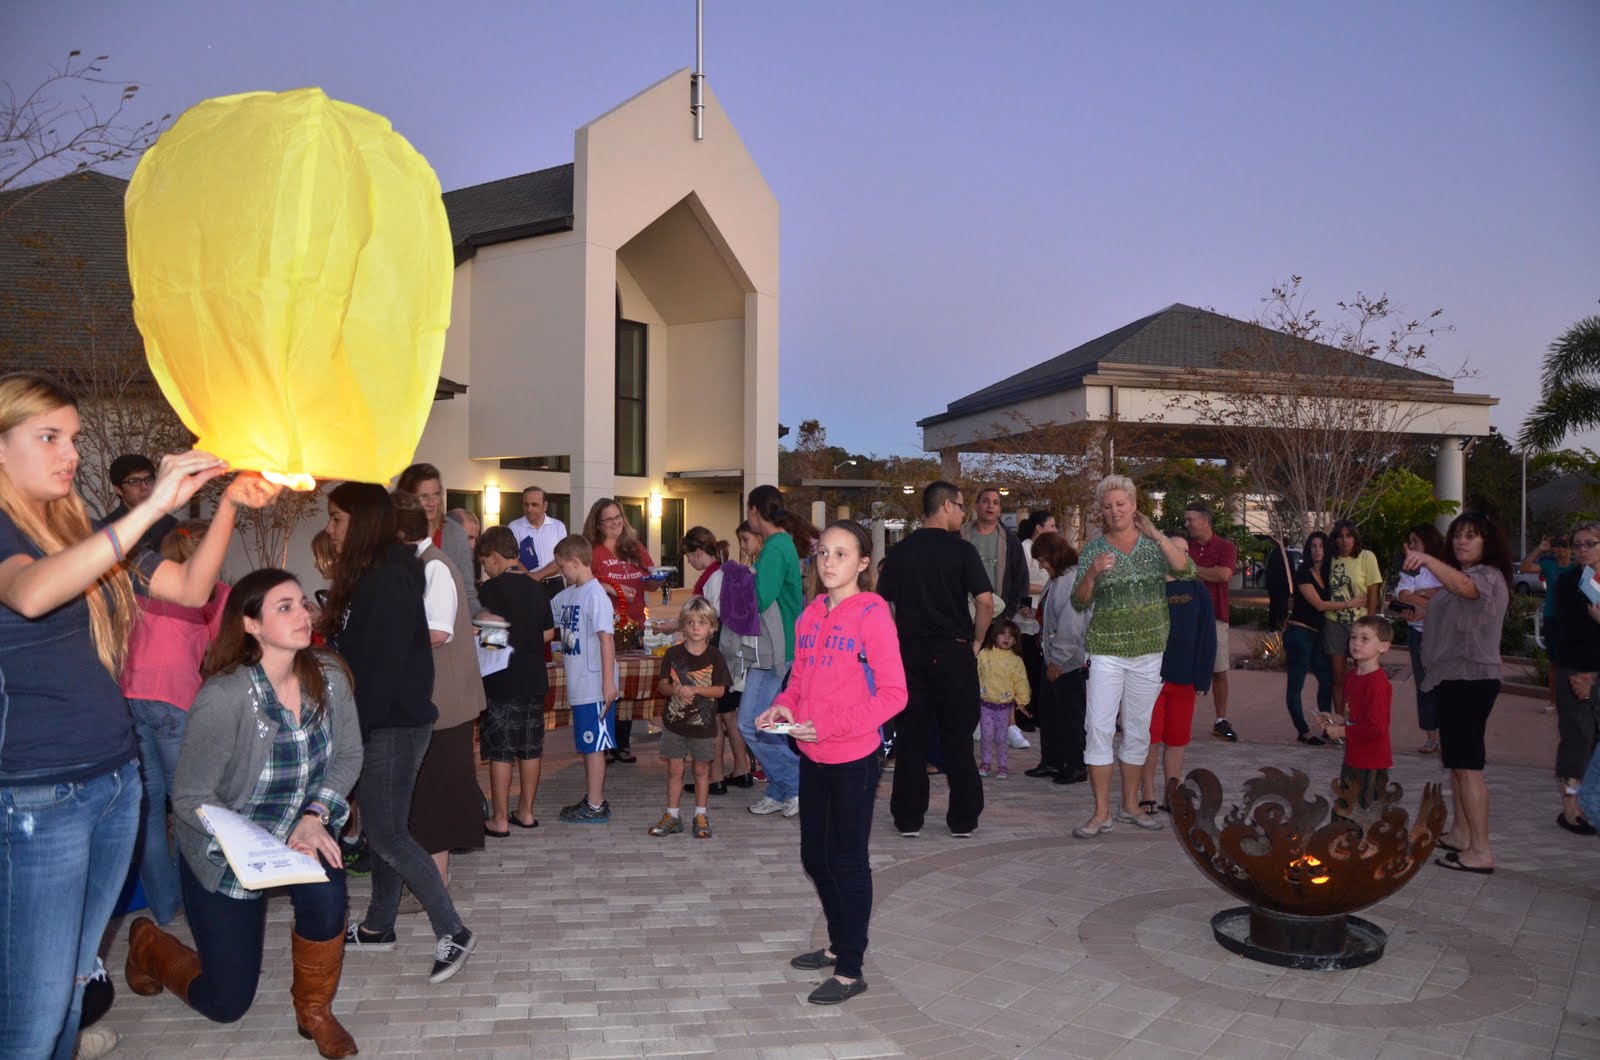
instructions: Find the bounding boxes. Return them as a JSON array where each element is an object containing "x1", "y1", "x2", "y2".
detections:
[{"x1": 1320, "y1": 615, "x2": 1393, "y2": 811}]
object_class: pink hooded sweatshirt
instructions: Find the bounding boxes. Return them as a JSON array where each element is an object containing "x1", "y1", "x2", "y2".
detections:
[{"x1": 773, "y1": 591, "x2": 907, "y2": 765}]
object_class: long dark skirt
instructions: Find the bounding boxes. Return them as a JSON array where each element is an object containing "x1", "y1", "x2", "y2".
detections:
[{"x1": 408, "y1": 720, "x2": 484, "y2": 855}]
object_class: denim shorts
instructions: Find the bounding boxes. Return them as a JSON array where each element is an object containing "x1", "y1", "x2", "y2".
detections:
[{"x1": 571, "y1": 702, "x2": 616, "y2": 755}]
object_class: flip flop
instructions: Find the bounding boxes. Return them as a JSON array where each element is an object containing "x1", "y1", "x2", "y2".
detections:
[
  {"x1": 1435, "y1": 851, "x2": 1493, "y2": 875},
  {"x1": 1139, "y1": 800, "x2": 1158, "y2": 815},
  {"x1": 483, "y1": 825, "x2": 510, "y2": 838},
  {"x1": 1435, "y1": 837, "x2": 1464, "y2": 854},
  {"x1": 511, "y1": 817, "x2": 540, "y2": 829}
]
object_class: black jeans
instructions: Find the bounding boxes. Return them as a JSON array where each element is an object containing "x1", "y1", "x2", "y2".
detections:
[
  {"x1": 890, "y1": 640, "x2": 983, "y2": 834},
  {"x1": 179, "y1": 851, "x2": 346, "y2": 1023},
  {"x1": 798, "y1": 751, "x2": 880, "y2": 980},
  {"x1": 361, "y1": 725, "x2": 462, "y2": 939},
  {"x1": 1038, "y1": 665, "x2": 1087, "y2": 772}
]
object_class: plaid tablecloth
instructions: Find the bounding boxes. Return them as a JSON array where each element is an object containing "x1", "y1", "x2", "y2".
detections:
[{"x1": 543, "y1": 653, "x2": 663, "y2": 726}]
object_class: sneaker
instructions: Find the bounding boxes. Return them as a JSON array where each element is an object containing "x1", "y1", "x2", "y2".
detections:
[
  {"x1": 1297, "y1": 734, "x2": 1327, "y2": 746},
  {"x1": 781, "y1": 796, "x2": 800, "y2": 818},
  {"x1": 559, "y1": 799, "x2": 612, "y2": 824},
  {"x1": 396, "y1": 890, "x2": 425, "y2": 916},
  {"x1": 339, "y1": 838, "x2": 371, "y2": 877},
  {"x1": 648, "y1": 812, "x2": 683, "y2": 836},
  {"x1": 1213, "y1": 719, "x2": 1238, "y2": 742},
  {"x1": 899, "y1": 829, "x2": 921, "y2": 838},
  {"x1": 752, "y1": 767, "x2": 767, "y2": 782},
  {"x1": 951, "y1": 830, "x2": 973, "y2": 838},
  {"x1": 428, "y1": 928, "x2": 475, "y2": 984},
  {"x1": 995, "y1": 769, "x2": 1009, "y2": 780},
  {"x1": 345, "y1": 923, "x2": 397, "y2": 952},
  {"x1": 1418, "y1": 738, "x2": 1440, "y2": 755},
  {"x1": 692, "y1": 813, "x2": 713, "y2": 838},
  {"x1": 978, "y1": 766, "x2": 991, "y2": 778},
  {"x1": 881, "y1": 757, "x2": 895, "y2": 773},
  {"x1": 1007, "y1": 725, "x2": 1031, "y2": 749},
  {"x1": 748, "y1": 796, "x2": 786, "y2": 815}
]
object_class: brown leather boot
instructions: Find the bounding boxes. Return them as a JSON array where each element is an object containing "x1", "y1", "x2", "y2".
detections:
[
  {"x1": 124, "y1": 917, "x2": 201, "y2": 1003},
  {"x1": 291, "y1": 929, "x2": 358, "y2": 1058}
]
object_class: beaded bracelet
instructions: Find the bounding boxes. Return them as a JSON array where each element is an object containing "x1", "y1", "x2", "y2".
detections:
[{"x1": 103, "y1": 526, "x2": 124, "y2": 562}]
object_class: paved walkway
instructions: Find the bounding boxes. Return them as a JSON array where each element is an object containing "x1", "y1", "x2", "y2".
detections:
[{"x1": 99, "y1": 655, "x2": 1598, "y2": 1058}]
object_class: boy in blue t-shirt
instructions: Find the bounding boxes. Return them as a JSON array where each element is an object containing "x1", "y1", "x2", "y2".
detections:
[{"x1": 551, "y1": 535, "x2": 620, "y2": 823}]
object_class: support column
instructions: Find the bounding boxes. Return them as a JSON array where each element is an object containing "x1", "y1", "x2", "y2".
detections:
[
  {"x1": 1435, "y1": 436, "x2": 1464, "y2": 533},
  {"x1": 811, "y1": 500, "x2": 827, "y2": 530},
  {"x1": 941, "y1": 448, "x2": 960, "y2": 482},
  {"x1": 871, "y1": 517, "x2": 886, "y2": 570}
]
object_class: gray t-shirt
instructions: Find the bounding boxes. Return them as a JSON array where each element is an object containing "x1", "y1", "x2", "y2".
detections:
[
  {"x1": 1419, "y1": 564, "x2": 1508, "y2": 691},
  {"x1": 971, "y1": 528, "x2": 1000, "y2": 594}
]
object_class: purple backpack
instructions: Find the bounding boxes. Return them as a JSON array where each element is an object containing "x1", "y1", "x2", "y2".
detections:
[{"x1": 718, "y1": 562, "x2": 760, "y2": 637}]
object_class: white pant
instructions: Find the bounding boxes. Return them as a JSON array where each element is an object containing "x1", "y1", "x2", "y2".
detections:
[{"x1": 1084, "y1": 652, "x2": 1163, "y2": 766}]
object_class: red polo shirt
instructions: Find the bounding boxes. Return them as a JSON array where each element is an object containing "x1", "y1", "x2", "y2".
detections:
[{"x1": 1189, "y1": 532, "x2": 1237, "y2": 620}]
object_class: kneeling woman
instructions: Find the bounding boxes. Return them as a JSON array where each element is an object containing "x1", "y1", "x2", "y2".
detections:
[
  {"x1": 125, "y1": 569, "x2": 362, "y2": 1059},
  {"x1": 758, "y1": 521, "x2": 907, "y2": 1005}
]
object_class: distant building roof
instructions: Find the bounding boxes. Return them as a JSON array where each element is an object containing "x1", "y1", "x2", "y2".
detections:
[
  {"x1": 919, "y1": 302, "x2": 1444, "y2": 428},
  {"x1": 441, "y1": 163, "x2": 574, "y2": 264},
  {"x1": 0, "y1": 171, "x2": 138, "y2": 379}
]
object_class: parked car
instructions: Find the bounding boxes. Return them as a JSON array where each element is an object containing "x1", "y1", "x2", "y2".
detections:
[{"x1": 1514, "y1": 568, "x2": 1546, "y2": 595}]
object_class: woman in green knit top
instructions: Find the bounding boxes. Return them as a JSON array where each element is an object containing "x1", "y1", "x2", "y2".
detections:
[{"x1": 1071, "y1": 475, "x2": 1194, "y2": 839}]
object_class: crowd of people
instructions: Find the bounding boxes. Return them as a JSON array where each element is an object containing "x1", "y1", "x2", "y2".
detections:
[{"x1": 3, "y1": 366, "x2": 1596, "y2": 1055}]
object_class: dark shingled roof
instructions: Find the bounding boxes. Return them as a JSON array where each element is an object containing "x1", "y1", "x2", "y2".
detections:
[
  {"x1": 441, "y1": 163, "x2": 574, "y2": 264},
  {"x1": 0, "y1": 171, "x2": 140, "y2": 378},
  {"x1": 920, "y1": 303, "x2": 1444, "y2": 427}
]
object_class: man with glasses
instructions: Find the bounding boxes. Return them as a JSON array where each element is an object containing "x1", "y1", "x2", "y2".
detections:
[
  {"x1": 877, "y1": 481, "x2": 994, "y2": 839},
  {"x1": 103, "y1": 453, "x2": 178, "y2": 558}
]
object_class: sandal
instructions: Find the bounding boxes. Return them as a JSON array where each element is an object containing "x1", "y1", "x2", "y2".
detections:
[
  {"x1": 612, "y1": 749, "x2": 637, "y2": 764},
  {"x1": 1138, "y1": 800, "x2": 1158, "y2": 815}
]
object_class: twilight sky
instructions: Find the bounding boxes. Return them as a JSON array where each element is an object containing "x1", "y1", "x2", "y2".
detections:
[{"x1": 4, "y1": 1, "x2": 1597, "y2": 457}]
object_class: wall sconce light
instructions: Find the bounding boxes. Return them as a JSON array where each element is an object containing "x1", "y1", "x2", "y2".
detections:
[
  {"x1": 648, "y1": 491, "x2": 663, "y2": 519},
  {"x1": 483, "y1": 483, "x2": 500, "y2": 516}
]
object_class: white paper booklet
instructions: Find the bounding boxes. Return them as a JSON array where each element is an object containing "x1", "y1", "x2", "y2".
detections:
[{"x1": 196, "y1": 803, "x2": 328, "y2": 890}]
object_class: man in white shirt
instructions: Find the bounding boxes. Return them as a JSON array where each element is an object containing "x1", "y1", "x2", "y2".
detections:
[{"x1": 506, "y1": 486, "x2": 567, "y2": 589}]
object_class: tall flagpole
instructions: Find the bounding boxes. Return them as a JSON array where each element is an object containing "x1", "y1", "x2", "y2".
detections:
[{"x1": 691, "y1": 0, "x2": 705, "y2": 140}]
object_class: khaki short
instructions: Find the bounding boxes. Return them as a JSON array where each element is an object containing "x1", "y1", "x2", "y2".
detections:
[
  {"x1": 1214, "y1": 620, "x2": 1230, "y2": 673},
  {"x1": 660, "y1": 729, "x2": 716, "y2": 763}
]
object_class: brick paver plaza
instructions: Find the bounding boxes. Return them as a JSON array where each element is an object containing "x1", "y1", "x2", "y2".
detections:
[{"x1": 101, "y1": 663, "x2": 1600, "y2": 1058}]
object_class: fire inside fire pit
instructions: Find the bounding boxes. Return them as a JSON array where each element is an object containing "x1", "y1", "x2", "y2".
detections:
[{"x1": 1167, "y1": 767, "x2": 1446, "y2": 970}]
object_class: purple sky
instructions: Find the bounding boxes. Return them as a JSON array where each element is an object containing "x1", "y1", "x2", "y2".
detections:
[{"x1": 5, "y1": 1, "x2": 1598, "y2": 457}]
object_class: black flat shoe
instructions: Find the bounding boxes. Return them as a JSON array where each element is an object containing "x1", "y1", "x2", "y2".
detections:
[
  {"x1": 726, "y1": 772, "x2": 755, "y2": 788},
  {"x1": 1557, "y1": 812, "x2": 1598, "y2": 836},
  {"x1": 807, "y1": 977, "x2": 868, "y2": 1005},
  {"x1": 789, "y1": 948, "x2": 836, "y2": 970},
  {"x1": 684, "y1": 781, "x2": 729, "y2": 795},
  {"x1": 1054, "y1": 770, "x2": 1088, "y2": 785},
  {"x1": 1298, "y1": 734, "x2": 1327, "y2": 746},
  {"x1": 1023, "y1": 765, "x2": 1058, "y2": 778}
]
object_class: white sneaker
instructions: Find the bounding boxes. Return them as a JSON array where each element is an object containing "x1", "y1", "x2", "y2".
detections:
[
  {"x1": 749, "y1": 796, "x2": 785, "y2": 815},
  {"x1": 1007, "y1": 725, "x2": 1031, "y2": 749},
  {"x1": 75, "y1": 1026, "x2": 120, "y2": 1059},
  {"x1": 781, "y1": 796, "x2": 800, "y2": 818}
]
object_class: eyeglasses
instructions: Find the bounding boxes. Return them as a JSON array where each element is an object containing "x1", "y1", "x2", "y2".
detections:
[
  {"x1": 950, "y1": 500, "x2": 966, "y2": 511},
  {"x1": 120, "y1": 474, "x2": 155, "y2": 488},
  {"x1": 1574, "y1": 538, "x2": 1600, "y2": 550},
  {"x1": 601, "y1": 514, "x2": 626, "y2": 526}
]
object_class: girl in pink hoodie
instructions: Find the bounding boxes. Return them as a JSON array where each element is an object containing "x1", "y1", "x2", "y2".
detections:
[{"x1": 759, "y1": 520, "x2": 907, "y2": 1006}]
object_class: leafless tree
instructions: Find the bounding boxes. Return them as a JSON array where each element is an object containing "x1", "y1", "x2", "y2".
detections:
[
  {"x1": 1, "y1": 51, "x2": 168, "y2": 221},
  {"x1": 235, "y1": 484, "x2": 326, "y2": 570},
  {"x1": 1161, "y1": 278, "x2": 1459, "y2": 540}
]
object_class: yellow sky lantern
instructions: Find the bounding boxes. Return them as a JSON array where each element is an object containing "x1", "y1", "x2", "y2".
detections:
[{"x1": 125, "y1": 88, "x2": 451, "y2": 489}]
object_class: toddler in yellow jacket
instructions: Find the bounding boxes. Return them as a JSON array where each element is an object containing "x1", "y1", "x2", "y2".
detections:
[{"x1": 977, "y1": 619, "x2": 1031, "y2": 778}]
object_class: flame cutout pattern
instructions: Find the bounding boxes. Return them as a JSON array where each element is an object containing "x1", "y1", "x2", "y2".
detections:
[{"x1": 1168, "y1": 767, "x2": 1447, "y2": 919}]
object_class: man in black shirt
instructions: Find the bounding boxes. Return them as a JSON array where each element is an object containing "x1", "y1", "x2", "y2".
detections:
[
  {"x1": 877, "y1": 480, "x2": 994, "y2": 838},
  {"x1": 102, "y1": 454, "x2": 178, "y2": 557}
]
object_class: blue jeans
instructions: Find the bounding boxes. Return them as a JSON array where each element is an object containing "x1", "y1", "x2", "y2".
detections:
[
  {"x1": 0, "y1": 759, "x2": 141, "y2": 1060},
  {"x1": 1284, "y1": 625, "x2": 1332, "y2": 736},
  {"x1": 737, "y1": 664, "x2": 798, "y2": 801},
  {"x1": 179, "y1": 851, "x2": 346, "y2": 1022},
  {"x1": 360, "y1": 725, "x2": 462, "y2": 940},
  {"x1": 798, "y1": 751, "x2": 881, "y2": 979},
  {"x1": 130, "y1": 698, "x2": 187, "y2": 924},
  {"x1": 1409, "y1": 632, "x2": 1437, "y2": 733}
]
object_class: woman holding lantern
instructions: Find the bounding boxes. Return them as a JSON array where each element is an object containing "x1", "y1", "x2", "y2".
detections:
[
  {"x1": 583, "y1": 497, "x2": 656, "y2": 763},
  {"x1": 0, "y1": 371, "x2": 280, "y2": 1060}
]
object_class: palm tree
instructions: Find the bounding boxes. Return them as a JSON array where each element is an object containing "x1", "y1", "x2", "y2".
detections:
[{"x1": 1519, "y1": 316, "x2": 1600, "y2": 451}]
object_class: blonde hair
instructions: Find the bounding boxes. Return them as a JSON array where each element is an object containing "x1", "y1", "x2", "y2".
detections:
[
  {"x1": 1094, "y1": 474, "x2": 1137, "y2": 510},
  {"x1": 678, "y1": 595, "x2": 718, "y2": 627},
  {"x1": 159, "y1": 520, "x2": 209, "y2": 564},
  {"x1": 0, "y1": 373, "x2": 137, "y2": 675}
]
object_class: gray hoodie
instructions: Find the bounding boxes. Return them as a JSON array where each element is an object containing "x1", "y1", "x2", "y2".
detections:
[{"x1": 1041, "y1": 567, "x2": 1091, "y2": 671}]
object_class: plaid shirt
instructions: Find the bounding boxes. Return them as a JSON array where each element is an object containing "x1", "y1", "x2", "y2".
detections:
[{"x1": 216, "y1": 664, "x2": 339, "y2": 899}]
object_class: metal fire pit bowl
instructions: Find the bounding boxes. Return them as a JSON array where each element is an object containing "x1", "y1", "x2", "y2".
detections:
[{"x1": 1167, "y1": 767, "x2": 1446, "y2": 971}]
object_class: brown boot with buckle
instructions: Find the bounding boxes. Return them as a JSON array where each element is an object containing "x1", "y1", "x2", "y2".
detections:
[
  {"x1": 124, "y1": 917, "x2": 201, "y2": 1003},
  {"x1": 291, "y1": 928, "x2": 359, "y2": 1058}
]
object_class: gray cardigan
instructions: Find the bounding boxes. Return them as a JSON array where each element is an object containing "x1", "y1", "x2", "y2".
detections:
[
  {"x1": 1041, "y1": 568, "x2": 1091, "y2": 671},
  {"x1": 440, "y1": 517, "x2": 481, "y2": 619},
  {"x1": 173, "y1": 655, "x2": 363, "y2": 895}
]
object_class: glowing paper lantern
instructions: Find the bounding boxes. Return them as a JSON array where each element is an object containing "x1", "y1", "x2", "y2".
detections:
[{"x1": 125, "y1": 88, "x2": 452, "y2": 488}]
